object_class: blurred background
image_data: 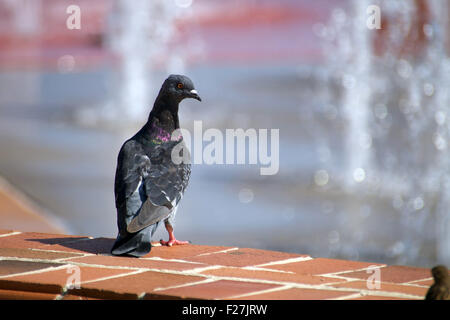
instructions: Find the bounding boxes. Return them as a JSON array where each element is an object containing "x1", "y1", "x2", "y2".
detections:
[{"x1": 0, "y1": 0, "x2": 449, "y2": 268}]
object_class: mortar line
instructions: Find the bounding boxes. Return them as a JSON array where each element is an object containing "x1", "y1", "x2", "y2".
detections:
[
  {"x1": 29, "y1": 248, "x2": 89, "y2": 254},
  {"x1": 64, "y1": 269, "x2": 148, "y2": 290},
  {"x1": 318, "y1": 264, "x2": 388, "y2": 278},
  {"x1": 184, "y1": 265, "x2": 224, "y2": 273},
  {"x1": 0, "y1": 264, "x2": 69, "y2": 279},
  {"x1": 196, "y1": 247, "x2": 239, "y2": 256},
  {"x1": 242, "y1": 266, "x2": 296, "y2": 274},
  {"x1": 0, "y1": 231, "x2": 22, "y2": 238},
  {"x1": 226, "y1": 284, "x2": 292, "y2": 299},
  {"x1": 53, "y1": 254, "x2": 95, "y2": 262},
  {"x1": 143, "y1": 256, "x2": 204, "y2": 264},
  {"x1": 183, "y1": 273, "x2": 425, "y2": 299},
  {"x1": 0, "y1": 256, "x2": 69, "y2": 265},
  {"x1": 404, "y1": 277, "x2": 433, "y2": 285},
  {"x1": 0, "y1": 257, "x2": 426, "y2": 300},
  {"x1": 253, "y1": 256, "x2": 312, "y2": 268},
  {"x1": 332, "y1": 293, "x2": 363, "y2": 300},
  {"x1": 153, "y1": 278, "x2": 217, "y2": 292}
]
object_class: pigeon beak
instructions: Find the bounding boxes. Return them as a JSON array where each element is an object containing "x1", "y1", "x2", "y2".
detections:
[{"x1": 189, "y1": 89, "x2": 202, "y2": 101}]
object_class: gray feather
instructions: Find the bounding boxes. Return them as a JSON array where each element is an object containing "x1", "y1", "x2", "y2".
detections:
[{"x1": 127, "y1": 199, "x2": 172, "y2": 233}]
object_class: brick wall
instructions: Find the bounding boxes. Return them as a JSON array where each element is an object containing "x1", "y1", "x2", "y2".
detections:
[{"x1": 0, "y1": 229, "x2": 433, "y2": 300}]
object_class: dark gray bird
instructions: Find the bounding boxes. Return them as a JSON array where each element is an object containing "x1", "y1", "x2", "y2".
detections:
[
  {"x1": 425, "y1": 265, "x2": 449, "y2": 300},
  {"x1": 111, "y1": 74, "x2": 201, "y2": 257}
]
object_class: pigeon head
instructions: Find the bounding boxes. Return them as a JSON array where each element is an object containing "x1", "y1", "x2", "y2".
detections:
[
  {"x1": 158, "y1": 74, "x2": 201, "y2": 103},
  {"x1": 431, "y1": 265, "x2": 449, "y2": 283}
]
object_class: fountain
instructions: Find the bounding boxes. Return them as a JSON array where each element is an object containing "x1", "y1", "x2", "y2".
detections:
[
  {"x1": 76, "y1": 0, "x2": 192, "y2": 127},
  {"x1": 320, "y1": 0, "x2": 450, "y2": 265}
]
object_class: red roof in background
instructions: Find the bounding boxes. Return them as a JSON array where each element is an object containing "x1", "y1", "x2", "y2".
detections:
[{"x1": 0, "y1": 0, "x2": 330, "y2": 70}]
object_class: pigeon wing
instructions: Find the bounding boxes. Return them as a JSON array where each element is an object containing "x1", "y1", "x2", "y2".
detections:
[
  {"x1": 114, "y1": 141, "x2": 173, "y2": 233},
  {"x1": 143, "y1": 141, "x2": 191, "y2": 207},
  {"x1": 127, "y1": 141, "x2": 191, "y2": 233}
]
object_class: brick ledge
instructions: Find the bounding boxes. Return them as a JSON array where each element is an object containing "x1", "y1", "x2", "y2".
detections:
[{"x1": 0, "y1": 230, "x2": 433, "y2": 300}]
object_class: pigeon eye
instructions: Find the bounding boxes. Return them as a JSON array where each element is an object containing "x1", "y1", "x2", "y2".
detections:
[{"x1": 177, "y1": 83, "x2": 184, "y2": 89}]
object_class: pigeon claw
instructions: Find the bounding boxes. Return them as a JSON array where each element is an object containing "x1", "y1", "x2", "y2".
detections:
[{"x1": 160, "y1": 238, "x2": 190, "y2": 247}]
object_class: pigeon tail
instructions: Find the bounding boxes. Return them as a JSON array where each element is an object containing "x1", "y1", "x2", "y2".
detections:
[{"x1": 111, "y1": 223, "x2": 159, "y2": 258}]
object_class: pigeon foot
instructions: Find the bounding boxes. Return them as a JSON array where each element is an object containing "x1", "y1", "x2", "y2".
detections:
[
  {"x1": 160, "y1": 238, "x2": 190, "y2": 246},
  {"x1": 161, "y1": 222, "x2": 190, "y2": 247}
]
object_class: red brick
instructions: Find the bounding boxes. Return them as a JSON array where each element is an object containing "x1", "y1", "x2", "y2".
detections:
[
  {"x1": 60, "y1": 294, "x2": 99, "y2": 300},
  {"x1": 0, "y1": 260, "x2": 62, "y2": 277},
  {"x1": 188, "y1": 248, "x2": 307, "y2": 267},
  {"x1": 0, "y1": 232, "x2": 90, "y2": 250},
  {"x1": 235, "y1": 287, "x2": 350, "y2": 300},
  {"x1": 39, "y1": 237, "x2": 115, "y2": 255},
  {"x1": 0, "y1": 247, "x2": 84, "y2": 260},
  {"x1": 0, "y1": 230, "x2": 17, "y2": 236},
  {"x1": 341, "y1": 265, "x2": 430, "y2": 284},
  {"x1": 148, "y1": 244, "x2": 235, "y2": 260},
  {"x1": 0, "y1": 288, "x2": 58, "y2": 300},
  {"x1": 330, "y1": 280, "x2": 427, "y2": 297},
  {"x1": 201, "y1": 267, "x2": 346, "y2": 285},
  {"x1": 413, "y1": 278, "x2": 433, "y2": 286},
  {"x1": 0, "y1": 265, "x2": 133, "y2": 294},
  {"x1": 67, "y1": 254, "x2": 207, "y2": 272},
  {"x1": 69, "y1": 271, "x2": 205, "y2": 299},
  {"x1": 266, "y1": 258, "x2": 384, "y2": 275},
  {"x1": 157, "y1": 279, "x2": 281, "y2": 299},
  {"x1": 351, "y1": 295, "x2": 411, "y2": 300},
  {"x1": 0, "y1": 231, "x2": 435, "y2": 300}
]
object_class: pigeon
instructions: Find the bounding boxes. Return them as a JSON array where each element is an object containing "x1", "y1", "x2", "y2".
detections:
[
  {"x1": 425, "y1": 265, "x2": 449, "y2": 300},
  {"x1": 111, "y1": 74, "x2": 201, "y2": 257}
]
